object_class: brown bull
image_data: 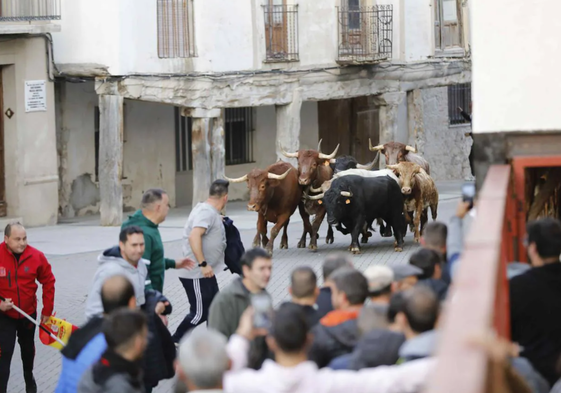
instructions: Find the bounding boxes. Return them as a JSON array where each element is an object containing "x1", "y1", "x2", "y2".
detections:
[
  {"x1": 224, "y1": 161, "x2": 301, "y2": 255},
  {"x1": 369, "y1": 139, "x2": 431, "y2": 175},
  {"x1": 386, "y1": 162, "x2": 439, "y2": 242},
  {"x1": 281, "y1": 143, "x2": 339, "y2": 250}
]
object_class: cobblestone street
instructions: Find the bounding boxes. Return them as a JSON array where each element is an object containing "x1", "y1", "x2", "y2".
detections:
[{"x1": 6, "y1": 181, "x2": 466, "y2": 393}]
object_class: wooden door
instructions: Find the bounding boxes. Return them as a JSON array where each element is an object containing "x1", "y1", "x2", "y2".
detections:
[
  {"x1": 265, "y1": 0, "x2": 288, "y2": 59},
  {"x1": 352, "y1": 96, "x2": 380, "y2": 164},
  {"x1": 318, "y1": 99, "x2": 351, "y2": 156},
  {"x1": 0, "y1": 69, "x2": 6, "y2": 217},
  {"x1": 435, "y1": 0, "x2": 462, "y2": 50}
]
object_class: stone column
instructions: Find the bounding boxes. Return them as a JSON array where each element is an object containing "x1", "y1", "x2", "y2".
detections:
[
  {"x1": 374, "y1": 92, "x2": 406, "y2": 167},
  {"x1": 210, "y1": 113, "x2": 225, "y2": 182},
  {"x1": 182, "y1": 108, "x2": 221, "y2": 208},
  {"x1": 407, "y1": 89, "x2": 426, "y2": 154},
  {"x1": 276, "y1": 90, "x2": 302, "y2": 167},
  {"x1": 99, "y1": 94, "x2": 124, "y2": 226}
]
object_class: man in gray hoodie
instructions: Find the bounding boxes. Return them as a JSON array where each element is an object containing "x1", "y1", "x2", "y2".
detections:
[{"x1": 85, "y1": 226, "x2": 151, "y2": 320}]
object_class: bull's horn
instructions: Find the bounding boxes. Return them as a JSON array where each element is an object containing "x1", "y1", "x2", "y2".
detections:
[
  {"x1": 309, "y1": 185, "x2": 323, "y2": 193},
  {"x1": 329, "y1": 158, "x2": 336, "y2": 164},
  {"x1": 268, "y1": 168, "x2": 291, "y2": 180},
  {"x1": 369, "y1": 138, "x2": 384, "y2": 151},
  {"x1": 356, "y1": 152, "x2": 380, "y2": 170},
  {"x1": 405, "y1": 144, "x2": 417, "y2": 153},
  {"x1": 224, "y1": 174, "x2": 248, "y2": 183},
  {"x1": 386, "y1": 164, "x2": 398, "y2": 170},
  {"x1": 317, "y1": 139, "x2": 323, "y2": 152},
  {"x1": 340, "y1": 191, "x2": 352, "y2": 197},
  {"x1": 280, "y1": 145, "x2": 299, "y2": 158},
  {"x1": 319, "y1": 144, "x2": 339, "y2": 159},
  {"x1": 305, "y1": 192, "x2": 324, "y2": 200}
]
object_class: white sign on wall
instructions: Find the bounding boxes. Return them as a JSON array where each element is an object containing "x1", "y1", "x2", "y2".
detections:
[{"x1": 25, "y1": 80, "x2": 47, "y2": 112}]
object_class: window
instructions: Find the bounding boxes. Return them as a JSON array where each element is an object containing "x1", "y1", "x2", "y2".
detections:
[
  {"x1": 225, "y1": 108, "x2": 254, "y2": 166},
  {"x1": 263, "y1": 1, "x2": 299, "y2": 62},
  {"x1": 448, "y1": 83, "x2": 471, "y2": 125},
  {"x1": 347, "y1": 0, "x2": 360, "y2": 30},
  {"x1": 157, "y1": 0, "x2": 196, "y2": 58},
  {"x1": 174, "y1": 107, "x2": 193, "y2": 171},
  {"x1": 94, "y1": 105, "x2": 126, "y2": 181},
  {"x1": 434, "y1": 0, "x2": 462, "y2": 52}
]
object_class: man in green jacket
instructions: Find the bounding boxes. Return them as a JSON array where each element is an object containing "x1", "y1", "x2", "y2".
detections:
[{"x1": 121, "y1": 188, "x2": 195, "y2": 293}]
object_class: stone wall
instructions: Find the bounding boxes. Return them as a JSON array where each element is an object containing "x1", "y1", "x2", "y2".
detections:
[{"x1": 412, "y1": 87, "x2": 472, "y2": 181}]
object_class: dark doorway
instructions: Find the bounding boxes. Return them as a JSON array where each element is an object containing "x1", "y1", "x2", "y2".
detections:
[{"x1": 318, "y1": 96, "x2": 380, "y2": 164}]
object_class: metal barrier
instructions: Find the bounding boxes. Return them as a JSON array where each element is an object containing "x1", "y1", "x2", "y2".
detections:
[{"x1": 424, "y1": 165, "x2": 511, "y2": 393}]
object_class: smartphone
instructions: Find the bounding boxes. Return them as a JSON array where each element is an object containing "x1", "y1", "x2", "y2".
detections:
[
  {"x1": 251, "y1": 292, "x2": 274, "y2": 330},
  {"x1": 462, "y1": 182, "x2": 476, "y2": 209}
]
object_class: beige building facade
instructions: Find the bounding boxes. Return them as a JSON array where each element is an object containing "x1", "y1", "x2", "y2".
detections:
[{"x1": 0, "y1": 4, "x2": 61, "y2": 227}]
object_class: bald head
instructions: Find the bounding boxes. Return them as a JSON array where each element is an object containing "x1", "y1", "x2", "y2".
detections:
[
  {"x1": 290, "y1": 267, "x2": 317, "y2": 299},
  {"x1": 4, "y1": 221, "x2": 27, "y2": 254},
  {"x1": 401, "y1": 286, "x2": 439, "y2": 334},
  {"x1": 101, "y1": 275, "x2": 136, "y2": 314}
]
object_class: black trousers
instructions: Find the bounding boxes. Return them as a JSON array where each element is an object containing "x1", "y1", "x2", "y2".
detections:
[
  {"x1": 172, "y1": 276, "x2": 219, "y2": 343},
  {"x1": 0, "y1": 313, "x2": 36, "y2": 393}
]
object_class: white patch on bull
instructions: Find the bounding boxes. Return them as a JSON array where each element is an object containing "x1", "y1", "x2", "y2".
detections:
[{"x1": 333, "y1": 168, "x2": 400, "y2": 185}]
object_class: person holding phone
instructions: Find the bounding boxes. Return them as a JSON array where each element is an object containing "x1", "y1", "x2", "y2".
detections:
[
  {"x1": 446, "y1": 184, "x2": 475, "y2": 280},
  {"x1": 208, "y1": 248, "x2": 273, "y2": 369}
]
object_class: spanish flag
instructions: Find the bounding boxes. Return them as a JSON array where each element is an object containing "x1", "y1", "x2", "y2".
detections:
[{"x1": 39, "y1": 315, "x2": 79, "y2": 350}]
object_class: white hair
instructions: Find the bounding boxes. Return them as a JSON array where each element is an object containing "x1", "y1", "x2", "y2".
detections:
[{"x1": 178, "y1": 328, "x2": 229, "y2": 389}]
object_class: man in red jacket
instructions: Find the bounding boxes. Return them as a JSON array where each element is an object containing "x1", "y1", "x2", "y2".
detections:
[{"x1": 0, "y1": 222, "x2": 56, "y2": 393}]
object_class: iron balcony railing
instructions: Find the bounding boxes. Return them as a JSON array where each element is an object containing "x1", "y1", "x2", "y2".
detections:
[
  {"x1": 0, "y1": 0, "x2": 61, "y2": 22},
  {"x1": 337, "y1": 4, "x2": 393, "y2": 64},
  {"x1": 263, "y1": 4, "x2": 299, "y2": 62}
]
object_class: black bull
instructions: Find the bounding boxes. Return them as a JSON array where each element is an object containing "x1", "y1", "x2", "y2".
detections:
[{"x1": 322, "y1": 175, "x2": 406, "y2": 254}]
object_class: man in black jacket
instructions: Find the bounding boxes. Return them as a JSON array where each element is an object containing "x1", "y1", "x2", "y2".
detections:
[
  {"x1": 510, "y1": 218, "x2": 561, "y2": 385},
  {"x1": 308, "y1": 267, "x2": 367, "y2": 368}
]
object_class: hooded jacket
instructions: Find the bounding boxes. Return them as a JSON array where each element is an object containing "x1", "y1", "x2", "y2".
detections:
[
  {"x1": 308, "y1": 313, "x2": 360, "y2": 368},
  {"x1": 224, "y1": 334, "x2": 435, "y2": 393},
  {"x1": 84, "y1": 246, "x2": 149, "y2": 321},
  {"x1": 77, "y1": 349, "x2": 144, "y2": 393},
  {"x1": 0, "y1": 242, "x2": 56, "y2": 319},
  {"x1": 121, "y1": 210, "x2": 175, "y2": 293}
]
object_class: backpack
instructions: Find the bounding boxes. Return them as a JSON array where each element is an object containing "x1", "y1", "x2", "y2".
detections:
[{"x1": 223, "y1": 216, "x2": 244, "y2": 276}]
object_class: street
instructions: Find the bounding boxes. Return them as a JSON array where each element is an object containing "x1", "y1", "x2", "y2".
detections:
[{"x1": 7, "y1": 181, "x2": 465, "y2": 393}]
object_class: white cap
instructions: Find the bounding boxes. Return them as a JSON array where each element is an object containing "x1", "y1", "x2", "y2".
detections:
[{"x1": 363, "y1": 265, "x2": 394, "y2": 292}]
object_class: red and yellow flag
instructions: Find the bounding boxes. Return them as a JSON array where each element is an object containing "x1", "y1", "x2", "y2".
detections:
[{"x1": 39, "y1": 315, "x2": 78, "y2": 350}]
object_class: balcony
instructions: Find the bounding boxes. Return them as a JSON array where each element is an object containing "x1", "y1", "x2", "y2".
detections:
[
  {"x1": 0, "y1": 0, "x2": 61, "y2": 34},
  {"x1": 0, "y1": 0, "x2": 60, "y2": 21},
  {"x1": 263, "y1": 4, "x2": 299, "y2": 62},
  {"x1": 337, "y1": 4, "x2": 393, "y2": 64}
]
